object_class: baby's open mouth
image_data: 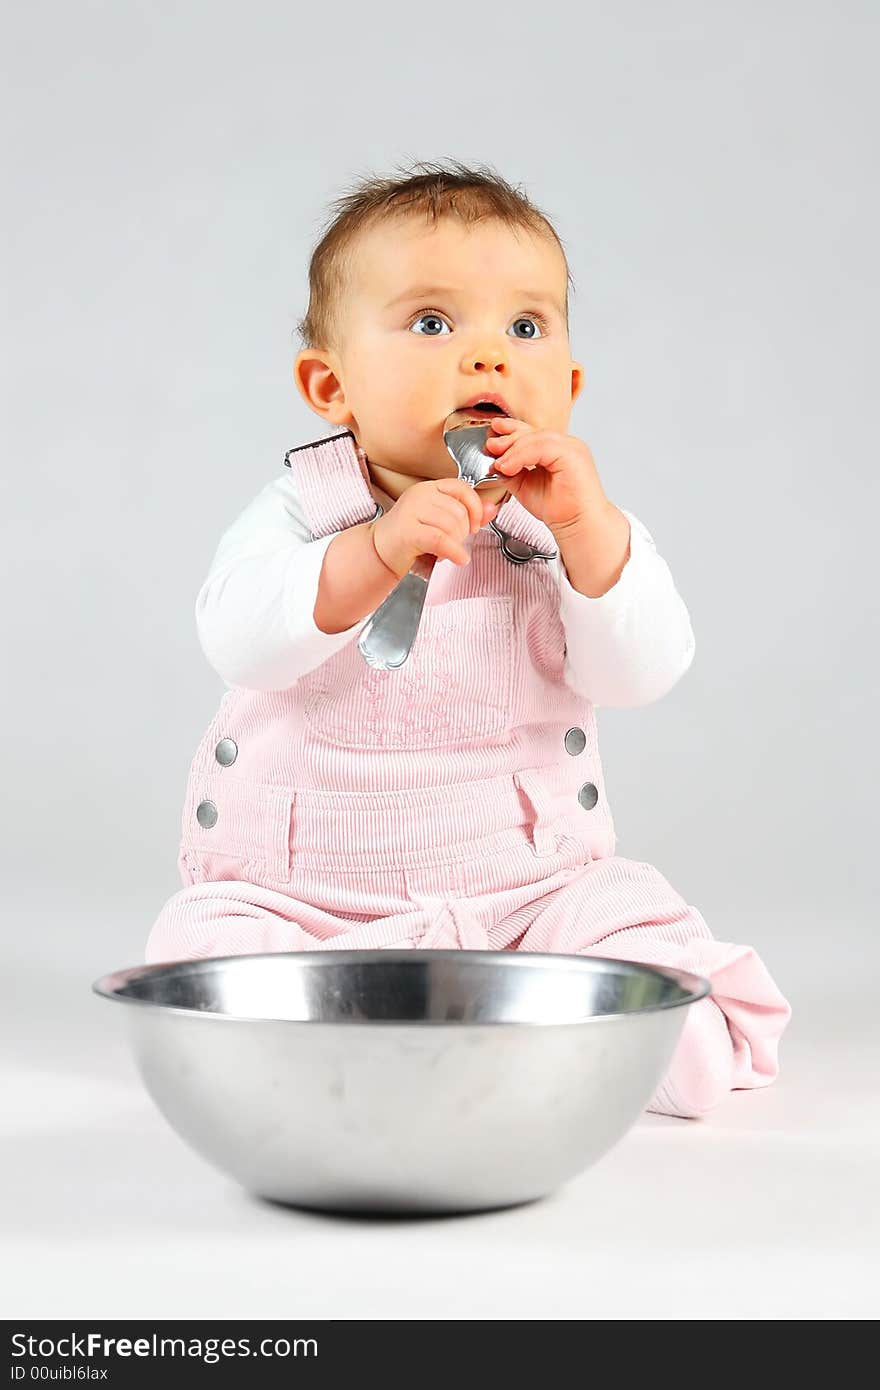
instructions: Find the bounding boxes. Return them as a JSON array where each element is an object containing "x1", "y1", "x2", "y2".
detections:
[{"x1": 447, "y1": 400, "x2": 511, "y2": 425}]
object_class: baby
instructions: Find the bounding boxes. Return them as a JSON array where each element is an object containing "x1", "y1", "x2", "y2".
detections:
[{"x1": 145, "y1": 162, "x2": 791, "y2": 1119}]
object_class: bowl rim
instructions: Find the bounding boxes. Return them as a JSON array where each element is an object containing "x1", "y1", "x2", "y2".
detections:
[{"x1": 91, "y1": 950, "x2": 712, "y2": 1026}]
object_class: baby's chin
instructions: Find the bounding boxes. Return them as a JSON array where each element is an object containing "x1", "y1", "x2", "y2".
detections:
[
  {"x1": 361, "y1": 412, "x2": 502, "y2": 478},
  {"x1": 362, "y1": 433, "x2": 456, "y2": 475},
  {"x1": 368, "y1": 456, "x2": 453, "y2": 484}
]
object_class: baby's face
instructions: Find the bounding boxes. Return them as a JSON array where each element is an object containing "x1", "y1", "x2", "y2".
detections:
[{"x1": 303, "y1": 216, "x2": 584, "y2": 485}]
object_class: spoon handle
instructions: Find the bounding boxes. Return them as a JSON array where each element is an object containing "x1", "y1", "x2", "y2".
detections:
[
  {"x1": 357, "y1": 420, "x2": 494, "y2": 670},
  {"x1": 357, "y1": 552, "x2": 438, "y2": 669}
]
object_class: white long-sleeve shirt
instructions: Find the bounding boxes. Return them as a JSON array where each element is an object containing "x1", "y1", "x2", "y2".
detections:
[{"x1": 194, "y1": 470, "x2": 696, "y2": 708}]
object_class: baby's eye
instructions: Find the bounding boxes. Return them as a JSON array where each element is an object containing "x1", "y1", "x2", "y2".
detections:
[
  {"x1": 510, "y1": 316, "x2": 545, "y2": 339},
  {"x1": 409, "y1": 312, "x2": 451, "y2": 336},
  {"x1": 408, "y1": 311, "x2": 547, "y2": 338}
]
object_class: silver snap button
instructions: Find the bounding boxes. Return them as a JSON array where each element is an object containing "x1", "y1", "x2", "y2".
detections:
[
  {"x1": 577, "y1": 782, "x2": 599, "y2": 811},
  {"x1": 214, "y1": 738, "x2": 238, "y2": 766},
  {"x1": 196, "y1": 800, "x2": 218, "y2": 829},
  {"x1": 488, "y1": 520, "x2": 557, "y2": 564},
  {"x1": 501, "y1": 536, "x2": 535, "y2": 563},
  {"x1": 564, "y1": 727, "x2": 586, "y2": 756}
]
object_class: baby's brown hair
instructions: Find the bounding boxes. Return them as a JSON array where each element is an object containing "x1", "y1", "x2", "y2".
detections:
[{"x1": 295, "y1": 157, "x2": 575, "y2": 355}]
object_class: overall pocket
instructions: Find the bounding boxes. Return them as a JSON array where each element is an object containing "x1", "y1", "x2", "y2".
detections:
[
  {"x1": 178, "y1": 775, "x2": 292, "y2": 883},
  {"x1": 301, "y1": 594, "x2": 514, "y2": 750}
]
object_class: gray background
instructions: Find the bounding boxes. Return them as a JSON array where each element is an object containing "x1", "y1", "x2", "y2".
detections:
[{"x1": 3, "y1": 0, "x2": 877, "y2": 1320}]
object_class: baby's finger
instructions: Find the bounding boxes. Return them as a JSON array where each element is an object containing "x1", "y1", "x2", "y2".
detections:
[
  {"x1": 416, "y1": 522, "x2": 471, "y2": 566},
  {"x1": 491, "y1": 452, "x2": 524, "y2": 474},
  {"x1": 483, "y1": 430, "x2": 520, "y2": 457},
  {"x1": 435, "y1": 477, "x2": 485, "y2": 532},
  {"x1": 422, "y1": 494, "x2": 479, "y2": 544}
]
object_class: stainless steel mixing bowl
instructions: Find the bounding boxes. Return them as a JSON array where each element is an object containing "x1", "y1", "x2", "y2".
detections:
[{"x1": 93, "y1": 950, "x2": 709, "y2": 1214}]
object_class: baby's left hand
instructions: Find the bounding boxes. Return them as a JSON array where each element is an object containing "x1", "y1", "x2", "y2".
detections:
[{"x1": 483, "y1": 417, "x2": 609, "y2": 537}]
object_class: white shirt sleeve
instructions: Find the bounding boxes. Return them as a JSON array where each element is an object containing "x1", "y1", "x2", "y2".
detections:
[
  {"x1": 194, "y1": 472, "x2": 372, "y2": 690},
  {"x1": 552, "y1": 508, "x2": 696, "y2": 708}
]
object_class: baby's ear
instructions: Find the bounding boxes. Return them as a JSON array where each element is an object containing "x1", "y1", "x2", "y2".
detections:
[
  {"x1": 570, "y1": 361, "x2": 586, "y2": 405},
  {"x1": 293, "y1": 348, "x2": 352, "y2": 430}
]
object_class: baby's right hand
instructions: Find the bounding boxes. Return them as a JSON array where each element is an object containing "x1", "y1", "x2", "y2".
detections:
[{"x1": 371, "y1": 478, "x2": 500, "y2": 579}]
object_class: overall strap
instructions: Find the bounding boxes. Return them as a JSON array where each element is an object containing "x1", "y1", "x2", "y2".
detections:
[{"x1": 284, "y1": 430, "x2": 378, "y2": 539}]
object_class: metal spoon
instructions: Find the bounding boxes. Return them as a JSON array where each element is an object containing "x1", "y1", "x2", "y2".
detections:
[{"x1": 357, "y1": 417, "x2": 503, "y2": 669}]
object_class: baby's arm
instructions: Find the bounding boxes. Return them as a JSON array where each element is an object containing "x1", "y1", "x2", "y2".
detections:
[
  {"x1": 314, "y1": 476, "x2": 492, "y2": 634},
  {"x1": 311, "y1": 522, "x2": 398, "y2": 635},
  {"x1": 194, "y1": 470, "x2": 491, "y2": 689},
  {"x1": 194, "y1": 472, "x2": 388, "y2": 690},
  {"x1": 556, "y1": 509, "x2": 696, "y2": 707}
]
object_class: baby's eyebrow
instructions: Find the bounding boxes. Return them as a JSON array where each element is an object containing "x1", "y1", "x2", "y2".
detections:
[{"x1": 384, "y1": 285, "x2": 563, "y2": 315}]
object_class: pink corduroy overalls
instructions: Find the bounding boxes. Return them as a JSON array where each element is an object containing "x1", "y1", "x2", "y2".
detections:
[{"x1": 145, "y1": 429, "x2": 791, "y2": 1117}]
